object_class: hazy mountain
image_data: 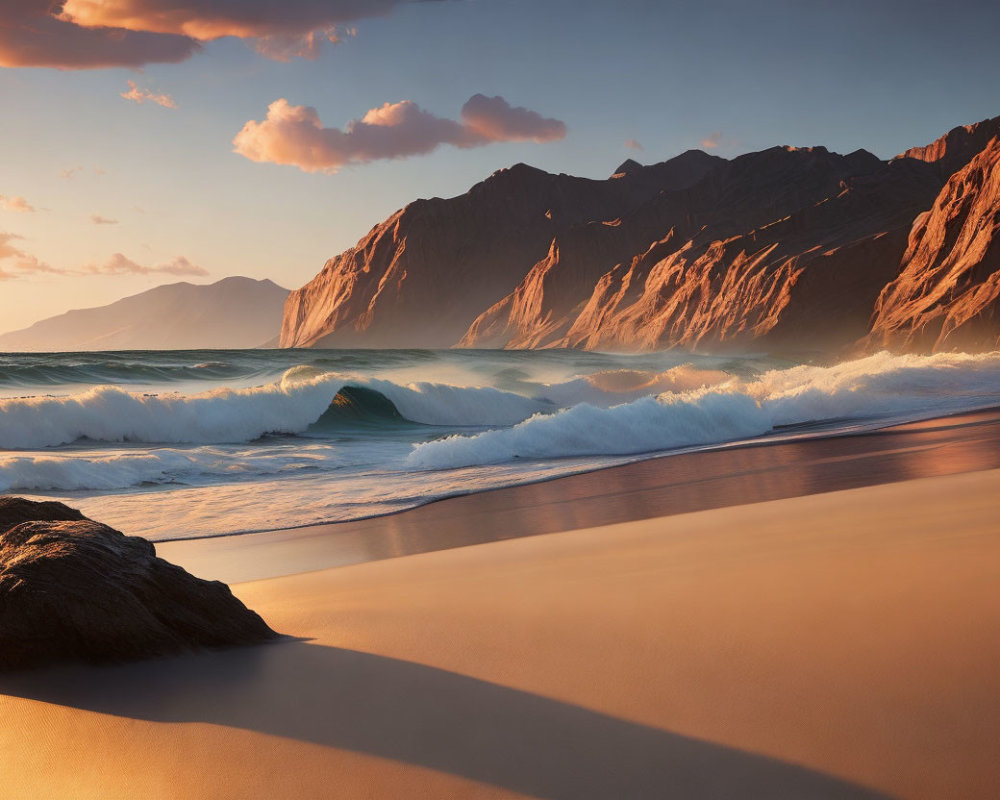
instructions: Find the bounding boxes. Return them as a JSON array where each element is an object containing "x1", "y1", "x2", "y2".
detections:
[
  {"x1": 0, "y1": 277, "x2": 289, "y2": 352},
  {"x1": 281, "y1": 115, "x2": 1000, "y2": 355}
]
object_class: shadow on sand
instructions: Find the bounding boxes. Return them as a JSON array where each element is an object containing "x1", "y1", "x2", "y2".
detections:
[{"x1": 2, "y1": 638, "x2": 891, "y2": 799}]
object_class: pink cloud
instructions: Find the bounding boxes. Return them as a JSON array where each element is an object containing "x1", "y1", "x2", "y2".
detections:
[
  {"x1": 0, "y1": 195, "x2": 35, "y2": 213},
  {"x1": 233, "y1": 95, "x2": 567, "y2": 173},
  {"x1": 58, "y1": 0, "x2": 400, "y2": 40},
  {"x1": 1, "y1": 0, "x2": 431, "y2": 68},
  {"x1": 0, "y1": 235, "x2": 204, "y2": 280},
  {"x1": 251, "y1": 28, "x2": 343, "y2": 62},
  {"x1": 82, "y1": 254, "x2": 207, "y2": 277},
  {"x1": 625, "y1": 139, "x2": 643, "y2": 152},
  {"x1": 91, "y1": 214, "x2": 119, "y2": 226},
  {"x1": 701, "y1": 132, "x2": 723, "y2": 149},
  {"x1": 0, "y1": 232, "x2": 58, "y2": 276},
  {"x1": 0, "y1": 0, "x2": 199, "y2": 69},
  {"x1": 120, "y1": 80, "x2": 177, "y2": 109},
  {"x1": 460, "y1": 94, "x2": 567, "y2": 143}
]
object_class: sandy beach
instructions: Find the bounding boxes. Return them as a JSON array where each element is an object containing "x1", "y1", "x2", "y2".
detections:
[{"x1": 2, "y1": 411, "x2": 1000, "y2": 799}]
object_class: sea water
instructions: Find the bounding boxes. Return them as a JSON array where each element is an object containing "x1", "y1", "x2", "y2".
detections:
[{"x1": 1, "y1": 347, "x2": 999, "y2": 540}]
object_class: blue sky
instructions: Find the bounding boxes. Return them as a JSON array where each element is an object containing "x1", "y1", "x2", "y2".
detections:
[{"x1": 1, "y1": 0, "x2": 998, "y2": 331}]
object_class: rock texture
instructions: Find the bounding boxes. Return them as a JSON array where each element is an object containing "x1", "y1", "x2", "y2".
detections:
[
  {"x1": 280, "y1": 151, "x2": 723, "y2": 348},
  {"x1": 282, "y1": 115, "x2": 1000, "y2": 354},
  {"x1": 0, "y1": 497, "x2": 276, "y2": 671},
  {"x1": 866, "y1": 133, "x2": 1000, "y2": 352},
  {"x1": 0, "y1": 277, "x2": 288, "y2": 352}
]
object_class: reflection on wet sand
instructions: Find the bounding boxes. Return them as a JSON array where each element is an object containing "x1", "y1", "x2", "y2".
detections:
[{"x1": 160, "y1": 408, "x2": 1000, "y2": 583}]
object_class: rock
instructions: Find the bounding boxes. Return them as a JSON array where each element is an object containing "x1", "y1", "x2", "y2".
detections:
[
  {"x1": 281, "y1": 114, "x2": 1000, "y2": 355},
  {"x1": 279, "y1": 152, "x2": 723, "y2": 349},
  {"x1": 867, "y1": 132, "x2": 1000, "y2": 353},
  {"x1": 463, "y1": 143, "x2": 925, "y2": 352},
  {"x1": 891, "y1": 116, "x2": 1000, "y2": 178},
  {"x1": 0, "y1": 498, "x2": 277, "y2": 671}
]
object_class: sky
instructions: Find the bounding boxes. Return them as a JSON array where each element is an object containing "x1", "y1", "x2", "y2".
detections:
[{"x1": 1, "y1": 0, "x2": 998, "y2": 333}]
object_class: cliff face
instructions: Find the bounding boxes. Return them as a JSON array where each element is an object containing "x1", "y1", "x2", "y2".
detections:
[
  {"x1": 283, "y1": 115, "x2": 1000, "y2": 354},
  {"x1": 866, "y1": 134, "x2": 1000, "y2": 353},
  {"x1": 280, "y1": 151, "x2": 723, "y2": 348},
  {"x1": 464, "y1": 146, "x2": 940, "y2": 351}
]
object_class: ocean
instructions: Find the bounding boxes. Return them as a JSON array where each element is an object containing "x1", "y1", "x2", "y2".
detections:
[{"x1": 1, "y1": 347, "x2": 999, "y2": 541}]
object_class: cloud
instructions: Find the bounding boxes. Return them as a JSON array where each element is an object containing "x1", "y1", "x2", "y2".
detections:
[
  {"x1": 701, "y1": 132, "x2": 723, "y2": 149},
  {"x1": 459, "y1": 94, "x2": 567, "y2": 143},
  {"x1": 0, "y1": 0, "x2": 200, "y2": 69},
  {"x1": 82, "y1": 254, "x2": 207, "y2": 277},
  {"x1": 0, "y1": 0, "x2": 432, "y2": 68},
  {"x1": 60, "y1": 166, "x2": 84, "y2": 179},
  {"x1": 58, "y1": 0, "x2": 401, "y2": 40},
  {"x1": 0, "y1": 195, "x2": 35, "y2": 213},
  {"x1": 0, "y1": 235, "x2": 204, "y2": 280},
  {"x1": 625, "y1": 139, "x2": 643, "y2": 152},
  {"x1": 0, "y1": 232, "x2": 58, "y2": 276},
  {"x1": 91, "y1": 214, "x2": 119, "y2": 225},
  {"x1": 251, "y1": 28, "x2": 342, "y2": 62},
  {"x1": 233, "y1": 94, "x2": 567, "y2": 173},
  {"x1": 120, "y1": 80, "x2": 177, "y2": 109}
]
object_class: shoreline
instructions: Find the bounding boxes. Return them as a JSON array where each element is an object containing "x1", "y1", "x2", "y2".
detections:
[
  {"x1": 153, "y1": 402, "x2": 1000, "y2": 545},
  {"x1": 160, "y1": 405, "x2": 1000, "y2": 583},
  {"x1": 5, "y1": 465, "x2": 999, "y2": 798}
]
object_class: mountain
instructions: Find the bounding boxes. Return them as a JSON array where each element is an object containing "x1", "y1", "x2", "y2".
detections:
[
  {"x1": 281, "y1": 115, "x2": 1000, "y2": 354},
  {"x1": 280, "y1": 150, "x2": 724, "y2": 348},
  {"x1": 866, "y1": 132, "x2": 1000, "y2": 352},
  {"x1": 0, "y1": 277, "x2": 289, "y2": 352}
]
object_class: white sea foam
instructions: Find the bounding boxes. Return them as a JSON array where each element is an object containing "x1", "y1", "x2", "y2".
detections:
[
  {"x1": 7, "y1": 349, "x2": 1000, "y2": 538},
  {"x1": 0, "y1": 369, "x2": 551, "y2": 449},
  {"x1": 408, "y1": 352, "x2": 1000, "y2": 468},
  {"x1": 0, "y1": 444, "x2": 351, "y2": 492}
]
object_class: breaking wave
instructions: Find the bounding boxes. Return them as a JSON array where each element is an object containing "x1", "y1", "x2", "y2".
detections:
[
  {"x1": 0, "y1": 368, "x2": 553, "y2": 449},
  {"x1": 408, "y1": 351, "x2": 1000, "y2": 468},
  {"x1": 3, "y1": 350, "x2": 1000, "y2": 510}
]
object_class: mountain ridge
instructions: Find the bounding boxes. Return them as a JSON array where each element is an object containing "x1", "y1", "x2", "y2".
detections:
[
  {"x1": 281, "y1": 114, "x2": 1000, "y2": 354},
  {"x1": 0, "y1": 277, "x2": 289, "y2": 352}
]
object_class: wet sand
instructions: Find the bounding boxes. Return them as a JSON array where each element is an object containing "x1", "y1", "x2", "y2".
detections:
[
  {"x1": 2, "y1": 410, "x2": 1000, "y2": 799},
  {"x1": 161, "y1": 407, "x2": 1000, "y2": 583}
]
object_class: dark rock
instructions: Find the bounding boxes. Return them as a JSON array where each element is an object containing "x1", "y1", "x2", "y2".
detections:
[{"x1": 0, "y1": 498, "x2": 277, "y2": 671}]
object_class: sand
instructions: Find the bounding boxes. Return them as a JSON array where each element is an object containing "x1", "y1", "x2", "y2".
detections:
[{"x1": 2, "y1": 423, "x2": 1000, "y2": 798}]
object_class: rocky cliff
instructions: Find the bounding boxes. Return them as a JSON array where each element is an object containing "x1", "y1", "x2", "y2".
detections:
[
  {"x1": 866, "y1": 133, "x2": 1000, "y2": 353},
  {"x1": 283, "y1": 116, "x2": 1000, "y2": 354},
  {"x1": 280, "y1": 151, "x2": 723, "y2": 348}
]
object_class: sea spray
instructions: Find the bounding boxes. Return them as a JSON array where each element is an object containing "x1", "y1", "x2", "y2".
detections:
[{"x1": 1, "y1": 347, "x2": 998, "y2": 538}]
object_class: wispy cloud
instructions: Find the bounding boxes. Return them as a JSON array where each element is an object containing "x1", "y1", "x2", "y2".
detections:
[
  {"x1": 0, "y1": 233, "x2": 57, "y2": 277},
  {"x1": 234, "y1": 94, "x2": 566, "y2": 174},
  {"x1": 625, "y1": 139, "x2": 643, "y2": 152},
  {"x1": 0, "y1": 195, "x2": 36, "y2": 213},
  {"x1": 120, "y1": 80, "x2": 177, "y2": 109},
  {"x1": 82, "y1": 254, "x2": 207, "y2": 277},
  {"x1": 91, "y1": 214, "x2": 119, "y2": 225},
  {"x1": 0, "y1": 235, "x2": 205, "y2": 280},
  {"x1": 701, "y1": 132, "x2": 723, "y2": 149},
  {"x1": 60, "y1": 166, "x2": 84, "y2": 180}
]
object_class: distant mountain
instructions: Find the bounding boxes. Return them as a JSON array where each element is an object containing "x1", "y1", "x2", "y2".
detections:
[
  {"x1": 0, "y1": 277, "x2": 289, "y2": 351},
  {"x1": 280, "y1": 115, "x2": 1000, "y2": 355}
]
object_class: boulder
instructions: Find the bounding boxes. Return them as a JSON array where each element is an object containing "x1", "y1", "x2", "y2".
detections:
[{"x1": 0, "y1": 497, "x2": 277, "y2": 671}]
